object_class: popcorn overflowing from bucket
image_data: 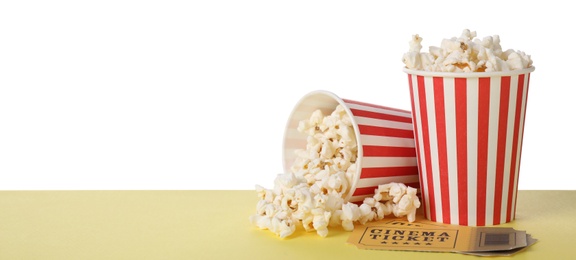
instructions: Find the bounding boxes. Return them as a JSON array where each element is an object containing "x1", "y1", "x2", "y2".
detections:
[
  {"x1": 403, "y1": 29, "x2": 535, "y2": 226},
  {"x1": 402, "y1": 29, "x2": 533, "y2": 72},
  {"x1": 249, "y1": 105, "x2": 421, "y2": 238}
]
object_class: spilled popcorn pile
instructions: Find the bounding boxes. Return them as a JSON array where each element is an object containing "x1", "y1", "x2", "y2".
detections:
[
  {"x1": 249, "y1": 105, "x2": 421, "y2": 238},
  {"x1": 402, "y1": 29, "x2": 533, "y2": 72}
]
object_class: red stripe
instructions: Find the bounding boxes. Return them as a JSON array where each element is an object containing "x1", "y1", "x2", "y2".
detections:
[
  {"x1": 362, "y1": 146, "x2": 416, "y2": 157},
  {"x1": 360, "y1": 166, "x2": 419, "y2": 178},
  {"x1": 408, "y1": 74, "x2": 427, "y2": 218},
  {"x1": 352, "y1": 186, "x2": 378, "y2": 196},
  {"x1": 513, "y1": 73, "x2": 530, "y2": 219},
  {"x1": 477, "y1": 77, "x2": 491, "y2": 226},
  {"x1": 417, "y1": 75, "x2": 436, "y2": 221},
  {"x1": 343, "y1": 99, "x2": 411, "y2": 114},
  {"x1": 357, "y1": 125, "x2": 414, "y2": 138},
  {"x1": 433, "y1": 77, "x2": 451, "y2": 224},
  {"x1": 455, "y1": 78, "x2": 468, "y2": 226},
  {"x1": 506, "y1": 74, "x2": 525, "y2": 223},
  {"x1": 493, "y1": 76, "x2": 511, "y2": 224},
  {"x1": 350, "y1": 108, "x2": 412, "y2": 123}
]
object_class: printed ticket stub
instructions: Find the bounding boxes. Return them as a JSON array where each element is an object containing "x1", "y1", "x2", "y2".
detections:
[{"x1": 347, "y1": 216, "x2": 537, "y2": 256}]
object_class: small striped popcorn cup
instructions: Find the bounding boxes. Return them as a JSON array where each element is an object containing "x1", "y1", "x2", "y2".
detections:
[
  {"x1": 405, "y1": 67, "x2": 535, "y2": 226},
  {"x1": 283, "y1": 90, "x2": 420, "y2": 203}
]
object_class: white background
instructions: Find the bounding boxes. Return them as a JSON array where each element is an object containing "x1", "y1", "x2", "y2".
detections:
[{"x1": 1, "y1": 1, "x2": 574, "y2": 190}]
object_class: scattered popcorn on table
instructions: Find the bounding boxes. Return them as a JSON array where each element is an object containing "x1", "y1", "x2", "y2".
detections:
[
  {"x1": 402, "y1": 29, "x2": 533, "y2": 72},
  {"x1": 249, "y1": 105, "x2": 421, "y2": 238}
]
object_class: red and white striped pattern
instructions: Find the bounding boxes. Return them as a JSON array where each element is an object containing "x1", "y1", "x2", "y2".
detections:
[
  {"x1": 283, "y1": 90, "x2": 419, "y2": 204},
  {"x1": 406, "y1": 68, "x2": 533, "y2": 226},
  {"x1": 342, "y1": 99, "x2": 419, "y2": 203}
]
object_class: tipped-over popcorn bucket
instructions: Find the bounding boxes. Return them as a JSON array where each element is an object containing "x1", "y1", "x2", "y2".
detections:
[
  {"x1": 283, "y1": 90, "x2": 420, "y2": 203},
  {"x1": 405, "y1": 67, "x2": 535, "y2": 226}
]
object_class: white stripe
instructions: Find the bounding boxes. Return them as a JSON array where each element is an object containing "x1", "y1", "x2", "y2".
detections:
[
  {"x1": 356, "y1": 175, "x2": 421, "y2": 188},
  {"x1": 354, "y1": 116, "x2": 413, "y2": 130},
  {"x1": 501, "y1": 76, "x2": 519, "y2": 222},
  {"x1": 467, "y1": 78, "x2": 479, "y2": 226},
  {"x1": 511, "y1": 74, "x2": 530, "y2": 220},
  {"x1": 346, "y1": 103, "x2": 412, "y2": 118},
  {"x1": 361, "y1": 156, "x2": 417, "y2": 167},
  {"x1": 360, "y1": 135, "x2": 415, "y2": 148},
  {"x1": 411, "y1": 74, "x2": 431, "y2": 220},
  {"x1": 424, "y1": 76, "x2": 443, "y2": 223},
  {"x1": 443, "y1": 78, "x2": 459, "y2": 225},
  {"x1": 485, "y1": 76, "x2": 501, "y2": 225}
]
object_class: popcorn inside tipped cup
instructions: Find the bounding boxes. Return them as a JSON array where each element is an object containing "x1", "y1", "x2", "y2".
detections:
[
  {"x1": 402, "y1": 29, "x2": 533, "y2": 72},
  {"x1": 249, "y1": 105, "x2": 421, "y2": 238}
]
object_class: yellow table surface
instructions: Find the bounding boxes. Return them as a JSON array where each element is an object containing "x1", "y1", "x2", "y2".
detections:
[{"x1": 0, "y1": 190, "x2": 573, "y2": 259}]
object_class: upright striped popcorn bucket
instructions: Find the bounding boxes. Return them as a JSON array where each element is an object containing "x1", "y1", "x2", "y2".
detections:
[
  {"x1": 405, "y1": 67, "x2": 535, "y2": 226},
  {"x1": 283, "y1": 90, "x2": 420, "y2": 203}
]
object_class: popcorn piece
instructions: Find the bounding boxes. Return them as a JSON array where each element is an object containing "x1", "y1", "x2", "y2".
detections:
[
  {"x1": 402, "y1": 34, "x2": 436, "y2": 71},
  {"x1": 358, "y1": 198, "x2": 386, "y2": 225},
  {"x1": 326, "y1": 172, "x2": 348, "y2": 197},
  {"x1": 249, "y1": 213, "x2": 271, "y2": 230},
  {"x1": 329, "y1": 209, "x2": 343, "y2": 227},
  {"x1": 506, "y1": 51, "x2": 532, "y2": 70},
  {"x1": 341, "y1": 202, "x2": 361, "y2": 231},
  {"x1": 280, "y1": 189, "x2": 297, "y2": 212},
  {"x1": 388, "y1": 182, "x2": 407, "y2": 204},
  {"x1": 301, "y1": 215, "x2": 315, "y2": 232},
  {"x1": 270, "y1": 211, "x2": 296, "y2": 239},
  {"x1": 365, "y1": 197, "x2": 387, "y2": 220},
  {"x1": 292, "y1": 185, "x2": 313, "y2": 218},
  {"x1": 374, "y1": 183, "x2": 393, "y2": 202},
  {"x1": 312, "y1": 208, "x2": 331, "y2": 237},
  {"x1": 273, "y1": 172, "x2": 298, "y2": 195},
  {"x1": 249, "y1": 201, "x2": 296, "y2": 238},
  {"x1": 393, "y1": 187, "x2": 421, "y2": 223},
  {"x1": 297, "y1": 109, "x2": 324, "y2": 136},
  {"x1": 324, "y1": 192, "x2": 344, "y2": 213},
  {"x1": 402, "y1": 29, "x2": 533, "y2": 72},
  {"x1": 380, "y1": 200, "x2": 394, "y2": 216},
  {"x1": 255, "y1": 184, "x2": 274, "y2": 202}
]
